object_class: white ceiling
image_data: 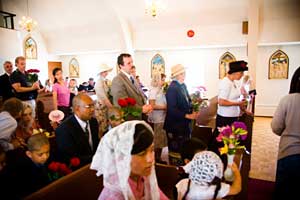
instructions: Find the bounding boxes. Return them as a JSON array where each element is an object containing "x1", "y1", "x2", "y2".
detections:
[{"x1": 2, "y1": 0, "x2": 300, "y2": 54}]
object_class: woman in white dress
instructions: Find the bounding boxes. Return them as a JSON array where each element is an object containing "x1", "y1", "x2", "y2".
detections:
[{"x1": 148, "y1": 73, "x2": 168, "y2": 163}]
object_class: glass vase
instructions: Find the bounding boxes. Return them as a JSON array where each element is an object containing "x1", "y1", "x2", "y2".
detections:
[{"x1": 224, "y1": 154, "x2": 235, "y2": 182}]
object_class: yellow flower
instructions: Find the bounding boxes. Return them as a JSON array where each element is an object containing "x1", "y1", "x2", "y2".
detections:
[
  {"x1": 32, "y1": 129, "x2": 40, "y2": 135},
  {"x1": 219, "y1": 143, "x2": 228, "y2": 155}
]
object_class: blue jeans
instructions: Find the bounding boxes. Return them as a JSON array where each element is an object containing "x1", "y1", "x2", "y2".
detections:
[{"x1": 274, "y1": 154, "x2": 300, "y2": 200}]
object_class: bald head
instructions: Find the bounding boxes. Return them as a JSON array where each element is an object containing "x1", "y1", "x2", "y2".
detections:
[{"x1": 72, "y1": 94, "x2": 95, "y2": 121}]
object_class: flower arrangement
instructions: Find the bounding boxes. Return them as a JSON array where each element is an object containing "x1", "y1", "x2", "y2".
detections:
[
  {"x1": 48, "y1": 157, "x2": 81, "y2": 181},
  {"x1": 26, "y1": 69, "x2": 40, "y2": 83},
  {"x1": 190, "y1": 86, "x2": 209, "y2": 112},
  {"x1": 217, "y1": 121, "x2": 248, "y2": 155},
  {"x1": 118, "y1": 97, "x2": 142, "y2": 120}
]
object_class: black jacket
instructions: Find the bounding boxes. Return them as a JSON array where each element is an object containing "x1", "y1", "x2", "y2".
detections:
[
  {"x1": 55, "y1": 115, "x2": 99, "y2": 165},
  {"x1": 0, "y1": 73, "x2": 15, "y2": 101}
]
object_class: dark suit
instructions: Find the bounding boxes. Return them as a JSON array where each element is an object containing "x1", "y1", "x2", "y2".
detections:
[
  {"x1": 0, "y1": 73, "x2": 14, "y2": 101},
  {"x1": 55, "y1": 115, "x2": 99, "y2": 165}
]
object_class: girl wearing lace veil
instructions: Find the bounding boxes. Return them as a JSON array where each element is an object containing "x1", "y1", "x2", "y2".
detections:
[
  {"x1": 176, "y1": 151, "x2": 241, "y2": 200},
  {"x1": 91, "y1": 120, "x2": 168, "y2": 200}
]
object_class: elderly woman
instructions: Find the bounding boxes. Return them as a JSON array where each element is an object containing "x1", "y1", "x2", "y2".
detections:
[
  {"x1": 91, "y1": 120, "x2": 169, "y2": 200},
  {"x1": 94, "y1": 64, "x2": 113, "y2": 137},
  {"x1": 210, "y1": 61, "x2": 249, "y2": 155},
  {"x1": 164, "y1": 64, "x2": 198, "y2": 166},
  {"x1": 215, "y1": 61, "x2": 248, "y2": 132},
  {"x1": 148, "y1": 73, "x2": 168, "y2": 163}
]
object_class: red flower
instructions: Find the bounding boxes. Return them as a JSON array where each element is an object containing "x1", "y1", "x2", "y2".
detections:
[
  {"x1": 27, "y1": 69, "x2": 40, "y2": 73},
  {"x1": 70, "y1": 157, "x2": 80, "y2": 167},
  {"x1": 118, "y1": 98, "x2": 128, "y2": 107},
  {"x1": 58, "y1": 163, "x2": 71, "y2": 175},
  {"x1": 125, "y1": 97, "x2": 136, "y2": 106},
  {"x1": 48, "y1": 162, "x2": 59, "y2": 172}
]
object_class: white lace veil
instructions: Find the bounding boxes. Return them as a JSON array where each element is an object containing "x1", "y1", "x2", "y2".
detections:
[{"x1": 90, "y1": 120, "x2": 160, "y2": 200}]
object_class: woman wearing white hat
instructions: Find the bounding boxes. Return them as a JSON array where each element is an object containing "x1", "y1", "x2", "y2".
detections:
[
  {"x1": 164, "y1": 64, "x2": 199, "y2": 166},
  {"x1": 94, "y1": 64, "x2": 113, "y2": 137}
]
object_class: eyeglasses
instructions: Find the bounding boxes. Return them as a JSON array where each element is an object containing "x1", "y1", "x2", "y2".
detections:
[{"x1": 82, "y1": 104, "x2": 95, "y2": 109}]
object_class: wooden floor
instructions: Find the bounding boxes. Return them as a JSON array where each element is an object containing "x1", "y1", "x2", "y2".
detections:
[{"x1": 249, "y1": 117, "x2": 279, "y2": 182}]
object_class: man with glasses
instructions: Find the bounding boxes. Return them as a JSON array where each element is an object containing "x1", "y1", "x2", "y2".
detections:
[
  {"x1": 55, "y1": 93, "x2": 99, "y2": 166},
  {"x1": 0, "y1": 61, "x2": 15, "y2": 102}
]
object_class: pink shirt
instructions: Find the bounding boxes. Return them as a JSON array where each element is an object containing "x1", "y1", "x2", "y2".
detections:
[
  {"x1": 52, "y1": 82, "x2": 70, "y2": 107},
  {"x1": 99, "y1": 177, "x2": 169, "y2": 200}
]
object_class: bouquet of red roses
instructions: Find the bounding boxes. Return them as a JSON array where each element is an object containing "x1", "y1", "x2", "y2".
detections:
[
  {"x1": 118, "y1": 97, "x2": 142, "y2": 121},
  {"x1": 47, "y1": 157, "x2": 80, "y2": 181},
  {"x1": 26, "y1": 69, "x2": 40, "y2": 83}
]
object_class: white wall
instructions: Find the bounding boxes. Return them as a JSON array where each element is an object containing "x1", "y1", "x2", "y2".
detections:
[
  {"x1": 59, "y1": 52, "x2": 121, "y2": 84},
  {"x1": 255, "y1": 44, "x2": 300, "y2": 116},
  {"x1": 0, "y1": 27, "x2": 60, "y2": 83},
  {"x1": 0, "y1": 28, "x2": 22, "y2": 74},
  {"x1": 134, "y1": 47, "x2": 247, "y2": 97}
]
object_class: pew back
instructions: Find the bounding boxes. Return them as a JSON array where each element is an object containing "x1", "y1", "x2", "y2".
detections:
[{"x1": 24, "y1": 164, "x2": 103, "y2": 200}]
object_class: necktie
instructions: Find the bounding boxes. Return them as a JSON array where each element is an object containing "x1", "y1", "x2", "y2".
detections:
[
  {"x1": 130, "y1": 76, "x2": 135, "y2": 85},
  {"x1": 85, "y1": 121, "x2": 93, "y2": 151},
  {"x1": 84, "y1": 121, "x2": 89, "y2": 139}
]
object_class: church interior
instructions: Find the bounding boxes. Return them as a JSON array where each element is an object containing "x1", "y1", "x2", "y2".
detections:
[{"x1": 0, "y1": 0, "x2": 300, "y2": 199}]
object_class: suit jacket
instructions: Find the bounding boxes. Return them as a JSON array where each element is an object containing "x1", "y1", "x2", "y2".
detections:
[
  {"x1": 0, "y1": 73, "x2": 15, "y2": 101},
  {"x1": 164, "y1": 80, "x2": 192, "y2": 136},
  {"x1": 111, "y1": 72, "x2": 146, "y2": 107},
  {"x1": 55, "y1": 115, "x2": 99, "y2": 165}
]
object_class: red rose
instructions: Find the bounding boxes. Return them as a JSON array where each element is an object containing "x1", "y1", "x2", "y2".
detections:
[
  {"x1": 27, "y1": 69, "x2": 33, "y2": 73},
  {"x1": 59, "y1": 163, "x2": 71, "y2": 175},
  {"x1": 118, "y1": 98, "x2": 128, "y2": 107},
  {"x1": 70, "y1": 157, "x2": 80, "y2": 167},
  {"x1": 126, "y1": 97, "x2": 136, "y2": 106},
  {"x1": 48, "y1": 162, "x2": 59, "y2": 172},
  {"x1": 33, "y1": 69, "x2": 40, "y2": 73}
]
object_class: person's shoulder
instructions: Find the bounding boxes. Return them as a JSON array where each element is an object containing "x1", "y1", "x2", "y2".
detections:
[
  {"x1": 112, "y1": 73, "x2": 123, "y2": 82},
  {"x1": 56, "y1": 116, "x2": 75, "y2": 131}
]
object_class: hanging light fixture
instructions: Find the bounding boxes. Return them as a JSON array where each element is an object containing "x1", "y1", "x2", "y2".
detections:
[
  {"x1": 145, "y1": 0, "x2": 166, "y2": 17},
  {"x1": 19, "y1": 0, "x2": 37, "y2": 32}
]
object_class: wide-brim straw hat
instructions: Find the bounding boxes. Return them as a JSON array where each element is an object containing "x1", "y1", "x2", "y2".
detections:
[
  {"x1": 171, "y1": 64, "x2": 186, "y2": 78},
  {"x1": 98, "y1": 64, "x2": 113, "y2": 74},
  {"x1": 48, "y1": 110, "x2": 64, "y2": 122}
]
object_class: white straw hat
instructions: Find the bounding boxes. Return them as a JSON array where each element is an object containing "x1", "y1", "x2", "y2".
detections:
[
  {"x1": 98, "y1": 64, "x2": 113, "y2": 74},
  {"x1": 171, "y1": 64, "x2": 186, "y2": 78},
  {"x1": 48, "y1": 110, "x2": 64, "y2": 123}
]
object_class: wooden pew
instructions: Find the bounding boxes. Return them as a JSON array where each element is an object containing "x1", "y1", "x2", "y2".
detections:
[
  {"x1": 155, "y1": 163, "x2": 180, "y2": 199},
  {"x1": 24, "y1": 164, "x2": 103, "y2": 200},
  {"x1": 36, "y1": 92, "x2": 54, "y2": 132},
  {"x1": 191, "y1": 125, "x2": 213, "y2": 146}
]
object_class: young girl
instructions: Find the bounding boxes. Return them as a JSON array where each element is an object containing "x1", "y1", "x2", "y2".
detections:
[
  {"x1": 52, "y1": 68, "x2": 71, "y2": 119},
  {"x1": 176, "y1": 151, "x2": 241, "y2": 200},
  {"x1": 91, "y1": 120, "x2": 169, "y2": 200}
]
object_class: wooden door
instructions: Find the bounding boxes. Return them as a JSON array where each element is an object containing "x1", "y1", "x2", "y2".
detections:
[{"x1": 48, "y1": 61, "x2": 62, "y2": 83}]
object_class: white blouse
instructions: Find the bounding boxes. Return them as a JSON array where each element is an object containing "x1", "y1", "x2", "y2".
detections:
[{"x1": 217, "y1": 77, "x2": 242, "y2": 117}]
